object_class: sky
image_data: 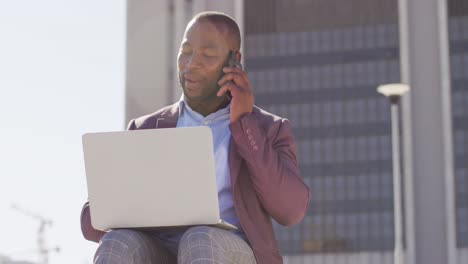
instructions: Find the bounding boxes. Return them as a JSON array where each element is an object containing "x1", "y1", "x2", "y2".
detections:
[{"x1": 0, "y1": 1, "x2": 126, "y2": 263}]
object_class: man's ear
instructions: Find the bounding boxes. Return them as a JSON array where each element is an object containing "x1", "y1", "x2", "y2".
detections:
[{"x1": 235, "y1": 51, "x2": 242, "y2": 63}]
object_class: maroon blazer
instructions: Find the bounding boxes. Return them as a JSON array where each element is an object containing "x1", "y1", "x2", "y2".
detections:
[{"x1": 80, "y1": 102, "x2": 311, "y2": 264}]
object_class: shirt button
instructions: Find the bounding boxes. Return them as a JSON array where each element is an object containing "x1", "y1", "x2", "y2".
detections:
[
  {"x1": 249, "y1": 140, "x2": 256, "y2": 146},
  {"x1": 248, "y1": 134, "x2": 254, "y2": 140},
  {"x1": 253, "y1": 146, "x2": 259, "y2": 151},
  {"x1": 203, "y1": 120, "x2": 210, "y2": 125}
]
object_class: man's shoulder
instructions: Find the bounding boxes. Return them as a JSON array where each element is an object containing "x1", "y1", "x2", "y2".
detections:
[
  {"x1": 250, "y1": 106, "x2": 295, "y2": 140},
  {"x1": 252, "y1": 105, "x2": 284, "y2": 124},
  {"x1": 129, "y1": 102, "x2": 179, "y2": 129}
]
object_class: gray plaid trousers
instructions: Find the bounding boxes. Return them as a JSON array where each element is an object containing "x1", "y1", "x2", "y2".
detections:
[{"x1": 94, "y1": 226, "x2": 257, "y2": 264}]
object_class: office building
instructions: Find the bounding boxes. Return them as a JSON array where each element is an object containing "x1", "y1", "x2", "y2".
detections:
[{"x1": 125, "y1": 1, "x2": 467, "y2": 263}]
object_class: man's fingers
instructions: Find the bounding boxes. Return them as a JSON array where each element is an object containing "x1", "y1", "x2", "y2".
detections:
[
  {"x1": 218, "y1": 73, "x2": 237, "y2": 86},
  {"x1": 216, "y1": 84, "x2": 230, "y2": 97},
  {"x1": 217, "y1": 83, "x2": 236, "y2": 97},
  {"x1": 223, "y1": 66, "x2": 243, "y2": 73},
  {"x1": 218, "y1": 72, "x2": 248, "y2": 87}
]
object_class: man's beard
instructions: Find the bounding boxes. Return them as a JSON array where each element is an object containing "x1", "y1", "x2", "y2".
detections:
[{"x1": 178, "y1": 71, "x2": 224, "y2": 102}]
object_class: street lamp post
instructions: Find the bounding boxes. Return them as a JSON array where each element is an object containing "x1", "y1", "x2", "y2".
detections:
[{"x1": 377, "y1": 83, "x2": 410, "y2": 264}]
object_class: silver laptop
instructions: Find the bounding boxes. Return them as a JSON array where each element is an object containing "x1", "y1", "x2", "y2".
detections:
[{"x1": 82, "y1": 126, "x2": 237, "y2": 231}]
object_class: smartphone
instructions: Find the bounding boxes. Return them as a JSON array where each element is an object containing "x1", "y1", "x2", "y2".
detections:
[
  {"x1": 227, "y1": 50, "x2": 243, "y2": 70},
  {"x1": 221, "y1": 50, "x2": 243, "y2": 100}
]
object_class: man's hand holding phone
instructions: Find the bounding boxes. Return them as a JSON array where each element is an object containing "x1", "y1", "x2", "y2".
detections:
[{"x1": 217, "y1": 51, "x2": 254, "y2": 124}]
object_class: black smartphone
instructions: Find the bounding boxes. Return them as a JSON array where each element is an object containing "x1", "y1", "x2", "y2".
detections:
[
  {"x1": 220, "y1": 51, "x2": 243, "y2": 100},
  {"x1": 227, "y1": 50, "x2": 243, "y2": 70}
]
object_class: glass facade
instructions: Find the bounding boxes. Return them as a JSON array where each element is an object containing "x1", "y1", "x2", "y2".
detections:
[
  {"x1": 448, "y1": 0, "x2": 468, "y2": 249},
  {"x1": 244, "y1": 0, "x2": 400, "y2": 254}
]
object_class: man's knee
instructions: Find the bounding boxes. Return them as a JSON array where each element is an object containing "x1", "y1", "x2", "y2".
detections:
[
  {"x1": 94, "y1": 229, "x2": 155, "y2": 263},
  {"x1": 100, "y1": 229, "x2": 145, "y2": 249},
  {"x1": 179, "y1": 226, "x2": 256, "y2": 264},
  {"x1": 180, "y1": 226, "x2": 214, "y2": 241}
]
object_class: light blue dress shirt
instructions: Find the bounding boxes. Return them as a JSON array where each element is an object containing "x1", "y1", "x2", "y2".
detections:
[{"x1": 176, "y1": 96, "x2": 243, "y2": 235}]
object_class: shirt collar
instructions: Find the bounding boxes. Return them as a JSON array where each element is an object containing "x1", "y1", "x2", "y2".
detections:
[{"x1": 178, "y1": 94, "x2": 230, "y2": 121}]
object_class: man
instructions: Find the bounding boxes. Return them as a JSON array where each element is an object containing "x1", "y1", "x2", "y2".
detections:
[{"x1": 81, "y1": 11, "x2": 310, "y2": 264}]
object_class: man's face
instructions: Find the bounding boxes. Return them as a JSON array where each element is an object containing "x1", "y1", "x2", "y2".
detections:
[{"x1": 177, "y1": 20, "x2": 230, "y2": 103}]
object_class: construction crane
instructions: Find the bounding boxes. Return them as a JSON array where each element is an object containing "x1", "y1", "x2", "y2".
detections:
[{"x1": 11, "y1": 204, "x2": 60, "y2": 264}]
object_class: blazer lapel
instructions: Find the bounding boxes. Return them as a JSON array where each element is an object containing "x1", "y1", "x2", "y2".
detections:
[{"x1": 155, "y1": 102, "x2": 179, "y2": 129}]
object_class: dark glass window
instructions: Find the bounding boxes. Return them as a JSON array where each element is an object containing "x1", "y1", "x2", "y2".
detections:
[
  {"x1": 245, "y1": 0, "x2": 400, "y2": 254},
  {"x1": 448, "y1": 0, "x2": 468, "y2": 247}
]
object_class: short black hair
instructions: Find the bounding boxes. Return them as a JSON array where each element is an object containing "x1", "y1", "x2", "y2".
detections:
[{"x1": 192, "y1": 11, "x2": 241, "y2": 51}]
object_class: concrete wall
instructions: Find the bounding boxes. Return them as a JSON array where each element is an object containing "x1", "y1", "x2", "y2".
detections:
[{"x1": 125, "y1": 0, "x2": 170, "y2": 123}]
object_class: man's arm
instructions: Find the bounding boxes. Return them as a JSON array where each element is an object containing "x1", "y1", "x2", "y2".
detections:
[
  {"x1": 80, "y1": 201, "x2": 105, "y2": 242},
  {"x1": 230, "y1": 113, "x2": 310, "y2": 227},
  {"x1": 80, "y1": 119, "x2": 137, "y2": 242}
]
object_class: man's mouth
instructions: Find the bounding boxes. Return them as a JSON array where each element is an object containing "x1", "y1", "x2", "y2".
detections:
[{"x1": 184, "y1": 76, "x2": 201, "y2": 87}]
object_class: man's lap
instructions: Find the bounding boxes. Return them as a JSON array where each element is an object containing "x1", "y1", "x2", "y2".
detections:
[{"x1": 95, "y1": 226, "x2": 256, "y2": 264}]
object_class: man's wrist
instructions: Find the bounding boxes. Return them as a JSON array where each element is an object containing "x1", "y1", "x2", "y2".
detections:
[
  {"x1": 229, "y1": 112, "x2": 254, "y2": 141},
  {"x1": 231, "y1": 110, "x2": 253, "y2": 124}
]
